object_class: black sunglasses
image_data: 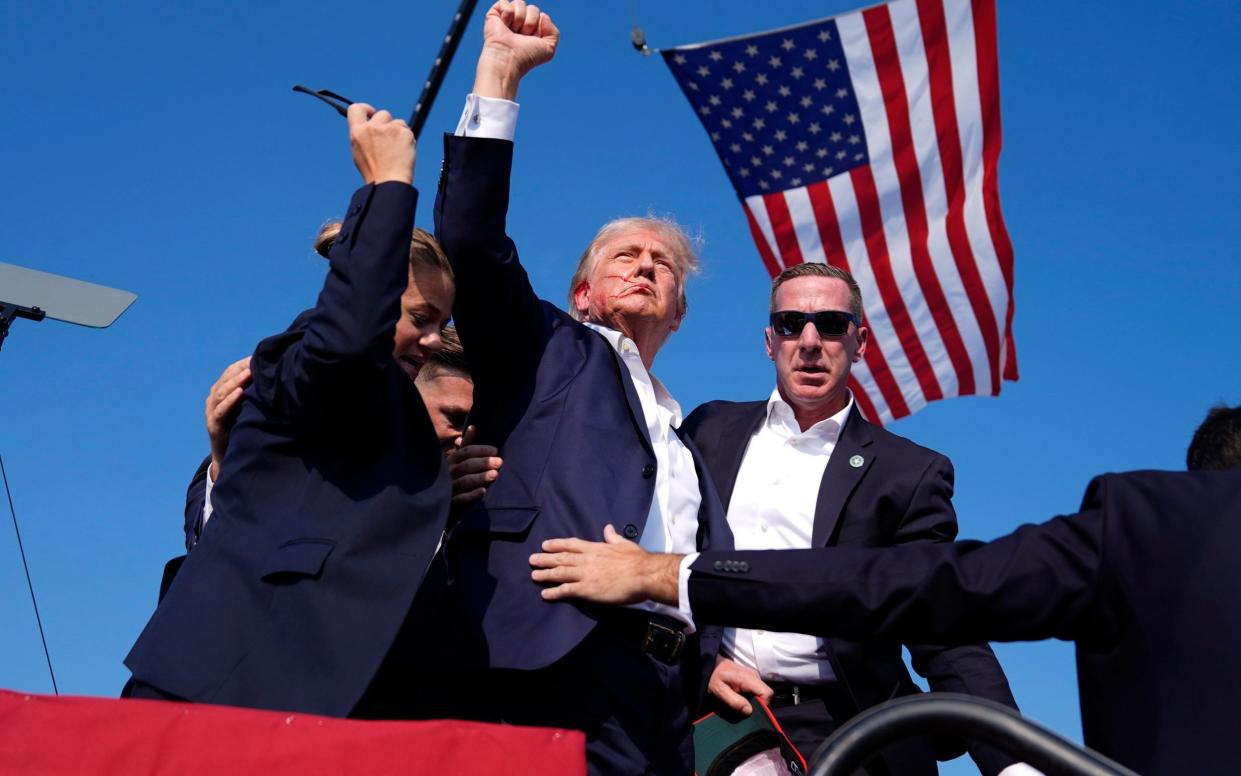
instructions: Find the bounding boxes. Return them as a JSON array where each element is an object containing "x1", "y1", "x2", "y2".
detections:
[
  {"x1": 292, "y1": 84, "x2": 356, "y2": 117},
  {"x1": 769, "y1": 310, "x2": 860, "y2": 337}
]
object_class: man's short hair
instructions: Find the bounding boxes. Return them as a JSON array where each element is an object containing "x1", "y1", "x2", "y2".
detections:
[
  {"x1": 567, "y1": 216, "x2": 701, "y2": 321},
  {"x1": 418, "y1": 324, "x2": 470, "y2": 381},
  {"x1": 314, "y1": 222, "x2": 453, "y2": 280},
  {"x1": 1186, "y1": 404, "x2": 1241, "y2": 471},
  {"x1": 769, "y1": 263, "x2": 863, "y2": 318}
]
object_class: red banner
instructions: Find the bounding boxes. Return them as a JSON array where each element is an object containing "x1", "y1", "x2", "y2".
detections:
[{"x1": 0, "y1": 689, "x2": 585, "y2": 775}]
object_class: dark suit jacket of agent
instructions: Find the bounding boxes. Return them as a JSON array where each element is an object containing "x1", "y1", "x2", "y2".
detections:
[
  {"x1": 126, "y1": 182, "x2": 452, "y2": 717},
  {"x1": 433, "y1": 135, "x2": 733, "y2": 704},
  {"x1": 689, "y1": 470, "x2": 1241, "y2": 775},
  {"x1": 682, "y1": 400, "x2": 1018, "y2": 775}
]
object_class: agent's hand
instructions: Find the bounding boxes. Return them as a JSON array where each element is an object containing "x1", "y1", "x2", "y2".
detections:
[
  {"x1": 205, "y1": 356, "x2": 252, "y2": 479},
  {"x1": 530, "y1": 525, "x2": 683, "y2": 605},
  {"x1": 708, "y1": 657, "x2": 774, "y2": 716},
  {"x1": 474, "y1": 1, "x2": 560, "y2": 100},
  {"x1": 347, "y1": 103, "x2": 415, "y2": 185},
  {"x1": 448, "y1": 425, "x2": 503, "y2": 506}
]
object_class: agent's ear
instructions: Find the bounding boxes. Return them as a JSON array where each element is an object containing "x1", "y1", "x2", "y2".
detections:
[{"x1": 764, "y1": 327, "x2": 776, "y2": 361}]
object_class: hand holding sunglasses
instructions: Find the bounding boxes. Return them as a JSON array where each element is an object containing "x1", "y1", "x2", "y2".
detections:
[{"x1": 769, "y1": 309, "x2": 860, "y2": 338}]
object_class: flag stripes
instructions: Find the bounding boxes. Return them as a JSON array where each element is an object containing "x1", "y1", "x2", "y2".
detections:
[{"x1": 664, "y1": 0, "x2": 1018, "y2": 423}]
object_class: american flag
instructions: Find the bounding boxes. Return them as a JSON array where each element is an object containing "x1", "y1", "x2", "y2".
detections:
[{"x1": 662, "y1": 0, "x2": 1017, "y2": 424}]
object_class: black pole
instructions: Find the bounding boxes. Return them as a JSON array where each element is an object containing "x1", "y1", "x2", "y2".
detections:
[
  {"x1": 810, "y1": 694, "x2": 1137, "y2": 776},
  {"x1": 409, "y1": 0, "x2": 481, "y2": 139},
  {"x1": 0, "y1": 303, "x2": 46, "y2": 353}
]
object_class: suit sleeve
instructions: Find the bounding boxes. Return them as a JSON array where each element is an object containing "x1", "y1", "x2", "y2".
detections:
[
  {"x1": 183, "y1": 455, "x2": 211, "y2": 551},
  {"x1": 893, "y1": 455, "x2": 1021, "y2": 773},
  {"x1": 688, "y1": 509, "x2": 1108, "y2": 647},
  {"x1": 249, "y1": 182, "x2": 418, "y2": 423},
  {"x1": 434, "y1": 135, "x2": 545, "y2": 393}
]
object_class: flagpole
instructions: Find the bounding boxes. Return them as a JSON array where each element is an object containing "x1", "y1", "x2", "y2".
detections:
[{"x1": 408, "y1": 0, "x2": 481, "y2": 139}]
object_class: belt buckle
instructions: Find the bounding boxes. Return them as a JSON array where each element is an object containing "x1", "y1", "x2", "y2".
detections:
[{"x1": 642, "y1": 621, "x2": 686, "y2": 666}]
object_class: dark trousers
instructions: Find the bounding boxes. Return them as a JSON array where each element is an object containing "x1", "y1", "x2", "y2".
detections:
[
  {"x1": 374, "y1": 623, "x2": 693, "y2": 776},
  {"x1": 769, "y1": 695, "x2": 937, "y2": 776}
]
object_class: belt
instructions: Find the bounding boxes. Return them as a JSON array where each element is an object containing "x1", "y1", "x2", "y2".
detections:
[
  {"x1": 767, "y1": 680, "x2": 834, "y2": 708},
  {"x1": 608, "y1": 609, "x2": 688, "y2": 666}
]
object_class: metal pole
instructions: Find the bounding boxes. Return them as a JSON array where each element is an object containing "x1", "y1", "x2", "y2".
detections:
[
  {"x1": 809, "y1": 694, "x2": 1138, "y2": 776},
  {"x1": 409, "y1": 0, "x2": 481, "y2": 139}
]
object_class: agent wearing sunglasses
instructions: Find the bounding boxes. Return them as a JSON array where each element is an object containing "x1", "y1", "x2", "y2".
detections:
[{"x1": 674, "y1": 262, "x2": 1024, "y2": 776}]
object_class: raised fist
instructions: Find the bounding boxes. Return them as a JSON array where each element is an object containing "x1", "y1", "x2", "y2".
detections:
[
  {"x1": 347, "y1": 103, "x2": 415, "y2": 185},
  {"x1": 474, "y1": 1, "x2": 559, "y2": 99}
]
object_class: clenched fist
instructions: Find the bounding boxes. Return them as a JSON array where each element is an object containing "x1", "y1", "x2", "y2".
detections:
[
  {"x1": 474, "y1": 1, "x2": 560, "y2": 100},
  {"x1": 347, "y1": 103, "x2": 415, "y2": 185}
]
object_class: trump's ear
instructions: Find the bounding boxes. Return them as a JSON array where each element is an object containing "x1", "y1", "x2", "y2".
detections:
[{"x1": 572, "y1": 281, "x2": 591, "y2": 316}]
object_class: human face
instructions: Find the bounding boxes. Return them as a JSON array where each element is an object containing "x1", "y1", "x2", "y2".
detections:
[
  {"x1": 415, "y1": 370, "x2": 474, "y2": 454},
  {"x1": 572, "y1": 227, "x2": 683, "y2": 339},
  {"x1": 765, "y1": 276, "x2": 868, "y2": 426},
  {"x1": 392, "y1": 263, "x2": 454, "y2": 382}
]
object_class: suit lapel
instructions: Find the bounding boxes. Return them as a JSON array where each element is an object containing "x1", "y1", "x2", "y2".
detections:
[
  {"x1": 811, "y1": 406, "x2": 876, "y2": 547},
  {"x1": 605, "y1": 341, "x2": 655, "y2": 456},
  {"x1": 713, "y1": 403, "x2": 768, "y2": 511}
]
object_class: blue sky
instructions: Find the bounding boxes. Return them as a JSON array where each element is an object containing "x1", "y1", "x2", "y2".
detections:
[{"x1": 2, "y1": 1, "x2": 1238, "y2": 770}]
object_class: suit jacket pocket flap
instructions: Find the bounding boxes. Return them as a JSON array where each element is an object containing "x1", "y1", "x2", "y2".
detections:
[
  {"x1": 260, "y1": 539, "x2": 335, "y2": 581},
  {"x1": 454, "y1": 506, "x2": 538, "y2": 537}
]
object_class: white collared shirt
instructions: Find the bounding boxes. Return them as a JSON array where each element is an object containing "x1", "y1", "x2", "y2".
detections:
[
  {"x1": 721, "y1": 389, "x2": 854, "y2": 684},
  {"x1": 583, "y1": 323, "x2": 702, "y2": 629}
]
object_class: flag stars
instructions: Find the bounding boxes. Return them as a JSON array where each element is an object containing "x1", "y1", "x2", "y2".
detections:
[
  {"x1": 720, "y1": 119, "x2": 733, "y2": 128},
  {"x1": 698, "y1": 105, "x2": 711, "y2": 115},
  {"x1": 709, "y1": 94, "x2": 722, "y2": 106},
  {"x1": 762, "y1": 144, "x2": 775, "y2": 156},
  {"x1": 742, "y1": 131, "x2": 754, "y2": 141},
  {"x1": 711, "y1": 131, "x2": 721, "y2": 141},
  {"x1": 751, "y1": 155, "x2": 762, "y2": 166},
  {"x1": 709, "y1": 50, "x2": 723, "y2": 62},
  {"x1": 830, "y1": 131, "x2": 843, "y2": 142},
  {"x1": 822, "y1": 166, "x2": 835, "y2": 176},
  {"x1": 836, "y1": 150, "x2": 848, "y2": 160},
  {"x1": 787, "y1": 112, "x2": 801, "y2": 124},
  {"x1": 753, "y1": 117, "x2": 767, "y2": 130},
  {"x1": 827, "y1": 59, "x2": 841, "y2": 72},
  {"x1": 742, "y1": 89, "x2": 756, "y2": 102},
  {"x1": 673, "y1": 54, "x2": 687, "y2": 65},
  {"x1": 843, "y1": 113, "x2": 857, "y2": 125},
  {"x1": 739, "y1": 168, "x2": 750, "y2": 177},
  {"x1": 791, "y1": 177, "x2": 802, "y2": 186},
  {"x1": 773, "y1": 129, "x2": 787, "y2": 141},
  {"x1": 755, "y1": 73, "x2": 769, "y2": 85},
  {"x1": 733, "y1": 61, "x2": 747, "y2": 73},
  {"x1": 803, "y1": 162, "x2": 815, "y2": 172},
  {"x1": 770, "y1": 169, "x2": 783, "y2": 180},
  {"x1": 745, "y1": 44, "x2": 759, "y2": 57},
  {"x1": 759, "y1": 180, "x2": 770, "y2": 190},
  {"x1": 688, "y1": 81, "x2": 699, "y2": 91},
  {"x1": 816, "y1": 148, "x2": 828, "y2": 158},
  {"x1": 782, "y1": 156, "x2": 795, "y2": 167},
  {"x1": 836, "y1": 87, "x2": 849, "y2": 99},
  {"x1": 848, "y1": 134, "x2": 861, "y2": 145},
  {"x1": 769, "y1": 55, "x2": 783, "y2": 68},
  {"x1": 778, "y1": 85, "x2": 792, "y2": 97},
  {"x1": 854, "y1": 152, "x2": 864, "y2": 161},
  {"x1": 800, "y1": 96, "x2": 813, "y2": 108},
  {"x1": 697, "y1": 65, "x2": 711, "y2": 78},
  {"x1": 721, "y1": 78, "x2": 734, "y2": 90},
  {"x1": 731, "y1": 107, "x2": 744, "y2": 119},
  {"x1": 781, "y1": 38, "x2": 795, "y2": 51},
  {"x1": 795, "y1": 140, "x2": 809, "y2": 151},
  {"x1": 765, "y1": 101, "x2": 778, "y2": 113},
  {"x1": 803, "y1": 48, "x2": 818, "y2": 61},
  {"x1": 730, "y1": 143, "x2": 742, "y2": 153},
  {"x1": 814, "y1": 78, "x2": 827, "y2": 91},
  {"x1": 818, "y1": 29, "x2": 833, "y2": 43},
  {"x1": 807, "y1": 122, "x2": 821, "y2": 134},
  {"x1": 790, "y1": 66, "x2": 804, "y2": 79},
  {"x1": 821, "y1": 104, "x2": 836, "y2": 115}
]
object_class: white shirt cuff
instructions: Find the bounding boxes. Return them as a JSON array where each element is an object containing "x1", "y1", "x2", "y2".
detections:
[
  {"x1": 677, "y1": 552, "x2": 699, "y2": 630},
  {"x1": 201, "y1": 463, "x2": 215, "y2": 529},
  {"x1": 454, "y1": 94, "x2": 519, "y2": 140},
  {"x1": 999, "y1": 764, "x2": 1045, "y2": 776}
]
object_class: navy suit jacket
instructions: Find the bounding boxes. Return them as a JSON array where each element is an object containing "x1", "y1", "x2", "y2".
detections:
[
  {"x1": 434, "y1": 135, "x2": 732, "y2": 701},
  {"x1": 688, "y1": 469, "x2": 1241, "y2": 775},
  {"x1": 126, "y1": 183, "x2": 451, "y2": 717},
  {"x1": 683, "y1": 400, "x2": 1017, "y2": 774}
]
